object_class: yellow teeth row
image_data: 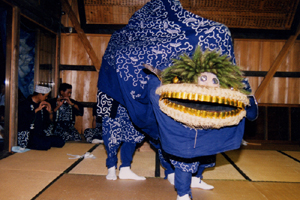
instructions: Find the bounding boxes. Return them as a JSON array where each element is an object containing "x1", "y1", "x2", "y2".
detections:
[
  {"x1": 162, "y1": 99, "x2": 243, "y2": 119},
  {"x1": 160, "y1": 92, "x2": 246, "y2": 109}
]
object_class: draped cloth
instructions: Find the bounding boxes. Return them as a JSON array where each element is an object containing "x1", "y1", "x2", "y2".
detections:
[{"x1": 98, "y1": 0, "x2": 245, "y2": 159}]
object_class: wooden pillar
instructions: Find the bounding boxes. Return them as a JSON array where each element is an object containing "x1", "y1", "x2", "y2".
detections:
[
  {"x1": 4, "y1": 6, "x2": 20, "y2": 151},
  {"x1": 53, "y1": 34, "x2": 61, "y2": 98}
]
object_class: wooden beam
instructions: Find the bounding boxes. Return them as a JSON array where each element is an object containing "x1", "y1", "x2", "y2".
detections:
[
  {"x1": 254, "y1": 24, "x2": 300, "y2": 100},
  {"x1": 60, "y1": 0, "x2": 101, "y2": 72},
  {"x1": 53, "y1": 34, "x2": 61, "y2": 98},
  {"x1": 5, "y1": 6, "x2": 20, "y2": 151}
]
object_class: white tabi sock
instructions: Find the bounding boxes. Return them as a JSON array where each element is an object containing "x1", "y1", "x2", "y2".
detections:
[
  {"x1": 167, "y1": 173, "x2": 175, "y2": 185},
  {"x1": 176, "y1": 194, "x2": 191, "y2": 200},
  {"x1": 106, "y1": 167, "x2": 117, "y2": 180},
  {"x1": 190, "y1": 177, "x2": 214, "y2": 190},
  {"x1": 119, "y1": 166, "x2": 146, "y2": 180}
]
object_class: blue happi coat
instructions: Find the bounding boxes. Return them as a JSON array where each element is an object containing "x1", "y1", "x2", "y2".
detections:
[{"x1": 98, "y1": 0, "x2": 248, "y2": 159}]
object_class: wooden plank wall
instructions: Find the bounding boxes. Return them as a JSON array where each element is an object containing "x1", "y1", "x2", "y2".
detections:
[
  {"x1": 60, "y1": 33, "x2": 111, "y2": 133},
  {"x1": 234, "y1": 39, "x2": 300, "y2": 104},
  {"x1": 39, "y1": 31, "x2": 56, "y2": 86},
  {"x1": 60, "y1": 34, "x2": 300, "y2": 134}
]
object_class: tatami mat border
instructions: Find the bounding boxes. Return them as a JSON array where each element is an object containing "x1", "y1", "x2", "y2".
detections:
[
  {"x1": 278, "y1": 150, "x2": 300, "y2": 163},
  {"x1": 31, "y1": 144, "x2": 100, "y2": 200},
  {"x1": 221, "y1": 152, "x2": 252, "y2": 181},
  {"x1": 29, "y1": 146, "x2": 300, "y2": 199}
]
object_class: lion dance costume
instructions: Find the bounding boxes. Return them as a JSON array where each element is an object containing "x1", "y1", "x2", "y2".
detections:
[{"x1": 97, "y1": 0, "x2": 258, "y2": 199}]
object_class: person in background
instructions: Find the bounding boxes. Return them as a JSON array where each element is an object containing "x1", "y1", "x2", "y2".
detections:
[
  {"x1": 49, "y1": 83, "x2": 84, "y2": 141},
  {"x1": 17, "y1": 85, "x2": 65, "y2": 150},
  {"x1": 83, "y1": 103, "x2": 103, "y2": 144}
]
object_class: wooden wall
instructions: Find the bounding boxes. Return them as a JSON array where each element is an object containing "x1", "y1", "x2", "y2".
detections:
[
  {"x1": 60, "y1": 34, "x2": 300, "y2": 134},
  {"x1": 60, "y1": 33, "x2": 111, "y2": 133},
  {"x1": 38, "y1": 31, "x2": 56, "y2": 87},
  {"x1": 234, "y1": 39, "x2": 300, "y2": 104}
]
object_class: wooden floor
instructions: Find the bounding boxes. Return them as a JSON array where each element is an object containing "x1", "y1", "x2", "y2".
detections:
[{"x1": 0, "y1": 141, "x2": 300, "y2": 200}]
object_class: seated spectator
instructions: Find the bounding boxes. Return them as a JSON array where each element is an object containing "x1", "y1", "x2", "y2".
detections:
[
  {"x1": 49, "y1": 83, "x2": 83, "y2": 141},
  {"x1": 83, "y1": 103, "x2": 103, "y2": 143},
  {"x1": 17, "y1": 85, "x2": 65, "y2": 150}
]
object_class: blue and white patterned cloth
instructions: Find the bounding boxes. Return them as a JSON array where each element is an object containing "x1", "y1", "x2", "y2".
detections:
[
  {"x1": 102, "y1": 104, "x2": 145, "y2": 148},
  {"x1": 98, "y1": 0, "x2": 247, "y2": 159},
  {"x1": 96, "y1": 91, "x2": 114, "y2": 117}
]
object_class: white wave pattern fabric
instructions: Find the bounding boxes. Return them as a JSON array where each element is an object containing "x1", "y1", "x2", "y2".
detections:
[{"x1": 103, "y1": 0, "x2": 234, "y2": 96}]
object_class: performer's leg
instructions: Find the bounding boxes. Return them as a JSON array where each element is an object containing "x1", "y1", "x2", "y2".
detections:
[
  {"x1": 171, "y1": 160, "x2": 199, "y2": 199},
  {"x1": 103, "y1": 112, "x2": 126, "y2": 180},
  {"x1": 103, "y1": 135, "x2": 119, "y2": 180},
  {"x1": 159, "y1": 148, "x2": 176, "y2": 184},
  {"x1": 119, "y1": 142, "x2": 136, "y2": 168},
  {"x1": 149, "y1": 140, "x2": 175, "y2": 181},
  {"x1": 102, "y1": 116, "x2": 119, "y2": 180},
  {"x1": 174, "y1": 167, "x2": 192, "y2": 200},
  {"x1": 119, "y1": 142, "x2": 146, "y2": 180},
  {"x1": 194, "y1": 165, "x2": 205, "y2": 179}
]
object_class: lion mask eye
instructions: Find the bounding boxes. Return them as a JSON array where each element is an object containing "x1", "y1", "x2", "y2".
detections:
[
  {"x1": 198, "y1": 72, "x2": 219, "y2": 88},
  {"x1": 212, "y1": 78, "x2": 219, "y2": 85},
  {"x1": 200, "y1": 75, "x2": 207, "y2": 82}
]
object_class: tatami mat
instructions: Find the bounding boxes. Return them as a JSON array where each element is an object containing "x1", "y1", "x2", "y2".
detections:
[
  {"x1": 0, "y1": 169, "x2": 59, "y2": 200},
  {"x1": 69, "y1": 144, "x2": 107, "y2": 175},
  {"x1": 0, "y1": 142, "x2": 95, "y2": 200},
  {"x1": 36, "y1": 174, "x2": 300, "y2": 200},
  {"x1": 69, "y1": 144, "x2": 245, "y2": 180},
  {"x1": 36, "y1": 174, "x2": 177, "y2": 200},
  {"x1": 252, "y1": 182, "x2": 300, "y2": 200},
  {"x1": 1, "y1": 143, "x2": 300, "y2": 200},
  {"x1": 283, "y1": 151, "x2": 300, "y2": 161},
  {"x1": 225, "y1": 149, "x2": 300, "y2": 182},
  {"x1": 0, "y1": 142, "x2": 95, "y2": 172},
  {"x1": 69, "y1": 144, "x2": 165, "y2": 178},
  {"x1": 201, "y1": 153, "x2": 246, "y2": 180}
]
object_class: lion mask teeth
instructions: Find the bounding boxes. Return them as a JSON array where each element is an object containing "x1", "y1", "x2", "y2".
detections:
[{"x1": 156, "y1": 83, "x2": 249, "y2": 129}]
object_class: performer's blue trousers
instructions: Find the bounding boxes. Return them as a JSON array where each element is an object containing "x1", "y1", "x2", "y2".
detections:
[
  {"x1": 151, "y1": 140, "x2": 208, "y2": 197},
  {"x1": 175, "y1": 167, "x2": 192, "y2": 197},
  {"x1": 151, "y1": 140, "x2": 206, "y2": 179},
  {"x1": 103, "y1": 130, "x2": 137, "y2": 169}
]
